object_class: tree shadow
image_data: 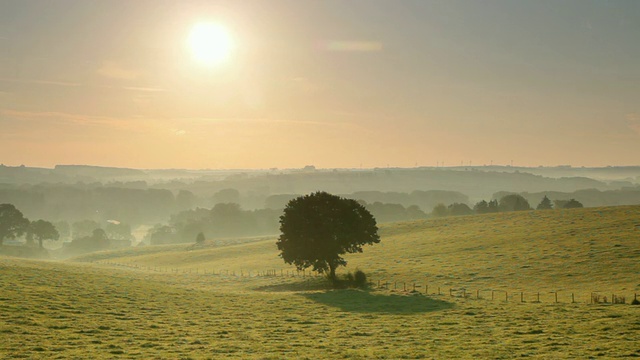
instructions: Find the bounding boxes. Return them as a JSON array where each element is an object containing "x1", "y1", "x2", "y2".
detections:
[
  {"x1": 300, "y1": 289, "x2": 454, "y2": 314},
  {"x1": 253, "y1": 278, "x2": 333, "y2": 292}
]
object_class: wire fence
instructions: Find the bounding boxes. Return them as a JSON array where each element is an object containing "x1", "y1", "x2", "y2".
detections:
[
  {"x1": 94, "y1": 260, "x2": 639, "y2": 306},
  {"x1": 372, "y1": 280, "x2": 637, "y2": 305},
  {"x1": 94, "y1": 260, "x2": 322, "y2": 279}
]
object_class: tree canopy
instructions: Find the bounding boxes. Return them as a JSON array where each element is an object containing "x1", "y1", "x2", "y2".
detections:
[
  {"x1": 498, "y1": 194, "x2": 531, "y2": 212},
  {"x1": 563, "y1": 198, "x2": 584, "y2": 209},
  {"x1": 0, "y1": 203, "x2": 30, "y2": 246},
  {"x1": 276, "y1": 191, "x2": 380, "y2": 281},
  {"x1": 431, "y1": 203, "x2": 448, "y2": 217},
  {"x1": 536, "y1": 195, "x2": 553, "y2": 210},
  {"x1": 28, "y1": 220, "x2": 60, "y2": 248}
]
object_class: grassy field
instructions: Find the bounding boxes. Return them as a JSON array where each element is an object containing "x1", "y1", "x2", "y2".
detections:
[{"x1": 1, "y1": 206, "x2": 639, "y2": 359}]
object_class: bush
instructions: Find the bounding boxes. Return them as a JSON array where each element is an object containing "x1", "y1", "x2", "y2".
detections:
[
  {"x1": 344, "y1": 272, "x2": 354, "y2": 284},
  {"x1": 353, "y1": 270, "x2": 367, "y2": 288},
  {"x1": 195, "y1": 232, "x2": 205, "y2": 244},
  {"x1": 334, "y1": 270, "x2": 368, "y2": 289}
]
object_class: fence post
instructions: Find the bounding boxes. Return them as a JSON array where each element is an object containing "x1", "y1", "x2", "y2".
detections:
[
  {"x1": 521, "y1": 292, "x2": 523, "y2": 303},
  {"x1": 492, "y1": 290, "x2": 494, "y2": 300},
  {"x1": 449, "y1": 288, "x2": 453, "y2": 297},
  {"x1": 571, "y1": 293, "x2": 574, "y2": 303},
  {"x1": 555, "y1": 292, "x2": 558, "y2": 303},
  {"x1": 477, "y1": 289, "x2": 480, "y2": 299},
  {"x1": 505, "y1": 291, "x2": 508, "y2": 302},
  {"x1": 537, "y1": 292, "x2": 540, "y2": 302}
]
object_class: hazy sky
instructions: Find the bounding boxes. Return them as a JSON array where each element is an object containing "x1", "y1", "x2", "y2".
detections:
[{"x1": 1, "y1": 0, "x2": 639, "y2": 169}]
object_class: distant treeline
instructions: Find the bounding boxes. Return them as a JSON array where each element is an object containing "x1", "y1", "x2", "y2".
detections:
[
  {"x1": 146, "y1": 203, "x2": 281, "y2": 244},
  {"x1": 146, "y1": 194, "x2": 453, "y2": 245},
  {"x1": 2, "y1": 180, "x2": 639, "y2": 246},
  {"x1": 432, "y1": 194, "x2": 584, "y2": 217},
  {"x1": 4, "y1": 164, "x2": 635, "y2": 207},
  {"x1": 493, "y1": 188, "x2": 640, "y2": 208},
  {"x1": 0, "y1": 184, "x2": 196, "y2": 225}
]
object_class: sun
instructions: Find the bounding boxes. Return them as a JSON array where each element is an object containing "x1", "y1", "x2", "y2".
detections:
[{"x1": 187, "y1": 22, "x2": 233, "y2": 66}]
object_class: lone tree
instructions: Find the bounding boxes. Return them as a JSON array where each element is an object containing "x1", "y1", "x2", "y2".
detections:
[
  {"x1": 536, "y1": 195, "x2": 553, "y2": 210},
  {"x1": 276, "y1": 191, "x2": 380, "y2": 282},
  {"x1": 28, "y1": 220, "x2": 60, "y2": 248},
  {"x1": 195, "y1": 232, "x2": 205, "y2": 244},
  {"x1": 0, "y1": 204, "x2": 30, "y2": 246}
]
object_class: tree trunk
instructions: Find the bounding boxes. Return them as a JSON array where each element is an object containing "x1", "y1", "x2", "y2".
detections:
[
  {"x1": 328, "y1": 263, "x2": 337, "y2": 283},
  {"x1": 39, "y1": 239, "x2": 44, "y2": 249}
]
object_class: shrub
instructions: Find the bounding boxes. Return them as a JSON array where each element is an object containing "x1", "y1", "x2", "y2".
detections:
[
  {"x1": 354, "y1": 270, "x2": 367, "y2": 288},
  {"x1": 345, "y1": 272, "x2": 355, "y2": 284},
  {"x1": 195, "y1": 232, "x2": 205, "y2": 244},
  {"x1": 332, "y1": 271, "x2": 368, "y2": 289}
]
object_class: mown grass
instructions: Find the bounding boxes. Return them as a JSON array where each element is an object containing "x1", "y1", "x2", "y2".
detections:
[{"x1": 1, "y1": 206, "x2": 639, "y2": 359}]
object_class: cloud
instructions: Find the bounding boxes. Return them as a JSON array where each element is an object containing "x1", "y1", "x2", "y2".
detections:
[
  {"x1": 97, "y1": 61, "x2": 140, "y2": 80},
  {"x1": 0, "y1": 77, "x2": 164, "y2": 92},
  {"x1": 319, "y1": 40, "x2": 383, "y2": 52},
  {"x1": 0, "y1": 77, "x2": 81, "y2": 87},
  {"x1": 178, "y1": 116, "x2": 357, "y2": 129},
  {"x1": 0, "y1": 109, "x2": 145, "y2": 132},
  {"x1": 122, "y1": 86, "x2": 166, "y2": 92},
  {"x1": 626, "y1": 112, "x2": 640, "y2": 135}
]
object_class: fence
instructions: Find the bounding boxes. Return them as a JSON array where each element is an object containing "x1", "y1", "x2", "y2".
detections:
[
  {"x1": 372, "y1": 279, "x2": 637, "y2": 305},
  {"x1": 94, "y1": 260, "x2": 322, "y2": 279},
  {"x1": 94, "y1": 260, "x2": 638, "y2": 306}
]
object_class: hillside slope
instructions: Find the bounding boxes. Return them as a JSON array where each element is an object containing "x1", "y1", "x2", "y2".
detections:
[{"x1": 72, "y1": 205, "x2": 640, "y2": 294}]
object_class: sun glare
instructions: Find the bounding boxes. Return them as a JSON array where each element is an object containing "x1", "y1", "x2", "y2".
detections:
[{"x1": 188, "y1": 22, "x2": 233, "y2": 66}]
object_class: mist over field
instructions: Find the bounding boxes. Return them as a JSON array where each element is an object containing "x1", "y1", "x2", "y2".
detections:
[
  {"x1": 1, "y1": 164, "x2": 639, "y2": 251},
  {"x1": 2, "y1": 0, "x2": 640, "y2": 358}
]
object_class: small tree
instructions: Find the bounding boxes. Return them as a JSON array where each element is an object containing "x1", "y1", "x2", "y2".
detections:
[
  {"x1": 448, "y1": 203, "x2": 473, "y2": 216},
  {"x1": 0, "y1": 204, "x2": 30, "y2": 246},
  {"x1": 499, "y1": 194, "x2": 531, "y2": 212},
  {"x1": 431, "y1": 203, "x2": 448, "y2": 217},
  {"x1": 563, "y1": 198, "x2": 584, "y2": 209},
  {"x1": 276, "y1": 192, "x2": 380, "y2": 282},
  {"x1": 487, "y1": 199, "x2": 499, "y2": 213},
  {"x1": 536, "y1": 195, "x2": 553, "y2": 210},
  {"x1": 474, "y1": 200, "x2": 489, "y2": 214},
  {"x1": 196, "y1": 232, "x2": 205, "y2": 244},
  {"x1": 28, "y1": 220, "x2": 60, "y2": 248}
]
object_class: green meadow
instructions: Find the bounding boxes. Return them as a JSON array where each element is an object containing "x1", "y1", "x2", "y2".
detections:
[{"x1": 1, "y1": 206, "x2": 639, "y2": 359}]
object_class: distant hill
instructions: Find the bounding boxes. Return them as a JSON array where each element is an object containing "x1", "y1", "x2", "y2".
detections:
[{"x1": 53, "y1": 165, "x2": 146, "y2": 178}]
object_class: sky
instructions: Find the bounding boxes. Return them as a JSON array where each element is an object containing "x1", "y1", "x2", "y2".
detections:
[{"x1": 0, "y1": 0, "x2": 639, "y2": 169}]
